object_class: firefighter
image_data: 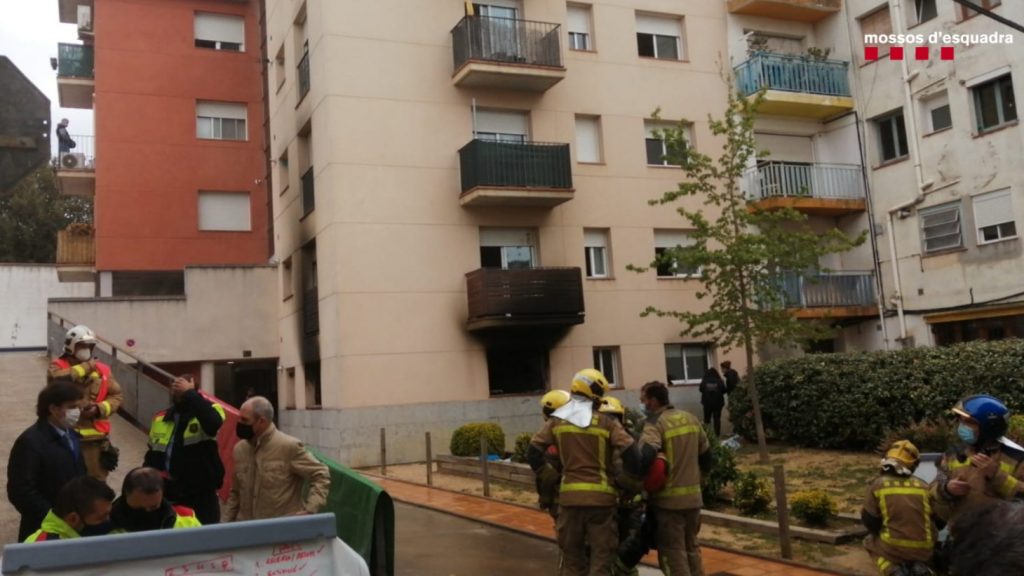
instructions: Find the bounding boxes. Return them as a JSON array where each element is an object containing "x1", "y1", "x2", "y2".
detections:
[
  {"x1": 47, "y1": 325, "x2": 123, "y2": 481},
  {"x1": 862, "y1": 440, "x2": 937, "y2": 576},
  {"x1": 933, "y1": 394, "x2": 1024, "y2": 525},
  {"x1": 600, "y1": 396, "x2": 648, "y2": 576},
  {"x1": 537, "y1": 390, "x2": 571, "y2": 520},
  {"x1": 528, "y1": 369, "x2": 641, "y2": 576}
]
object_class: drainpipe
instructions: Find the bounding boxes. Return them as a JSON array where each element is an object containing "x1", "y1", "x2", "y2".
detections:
[{"x1": 884, "y1": 0, "x2": 930, "y2": 345}]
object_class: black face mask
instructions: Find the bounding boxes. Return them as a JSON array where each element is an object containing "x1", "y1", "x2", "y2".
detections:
[
  {"x1": 124, "y1": 507, "x2": 167, "y2": 530},
  {"x1": 236, "y1": 422, "x2": 255, "y2": 440},
  {"x1": 80, "y1": 521, "x2": 113, "y2": 537}
]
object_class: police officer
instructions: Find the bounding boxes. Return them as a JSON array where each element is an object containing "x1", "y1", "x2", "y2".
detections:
[
  {"x1": 110, "y1": 467, "x2": 202, "y2": 532},
  {"x1": 529, "y1": 369, "x2": 641, "y2": 576}
]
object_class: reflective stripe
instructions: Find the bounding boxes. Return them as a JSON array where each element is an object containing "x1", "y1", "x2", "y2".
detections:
[
  {"x1": 875, "y1": 484, "x2": 932, "y2": 550},
  {"x1": 664, "y1": 425, "x2": 701, "y2": 440},
  {"x1": 560, "y1": 482, "x2": 617, "y2": 495},
  {"x1": 655, "y1": 484, "x2": 702, "y2": 498},
  {"x1": 148, "y1": 403, "x2": 226, "y2": 451},
  {"x1": 877, "y1": 556, "x2": 892, "y2": 575},
  {"x1": 78, "y1": 428, "x2": 108, "y2": 438},
  {"x1": 554, "y1": 415, "x2": 614, "y2": 496},
  {"x1": 553, "y1": 425, "x2": 609, "y2": 439},
  {"x1": 99, "y1": 401, "x2": 112, "y2": 417},
  {"x1": 71, "y1": 364, "x2": 87, "y2": 378},
  {"x1": 656, "y1": 415, "x2": 702, "y2": 500},
  {"x1": 998, "y1": 474, "x2": 1019, "y2": 498}
]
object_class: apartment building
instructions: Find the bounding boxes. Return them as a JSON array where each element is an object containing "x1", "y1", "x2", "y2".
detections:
[
  {"x1": 266, "y1": 0, "x2": 761, "y2": 465},
  {"x1": 50, "y1": 0, "x2": 278, "y2": 405}
]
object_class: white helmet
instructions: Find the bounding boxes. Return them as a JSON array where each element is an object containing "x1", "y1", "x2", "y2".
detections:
[{"x1": 64, "y1": 324, "x2": 97, "y2": 355}]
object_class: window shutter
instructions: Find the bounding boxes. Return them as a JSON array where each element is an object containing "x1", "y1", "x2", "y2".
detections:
[
  {"x1": 584, "y1": 229, "x2": 608, "y2": 248},
  {"x1": 197, "y1": 101, "x2": 247, "y2": 120},
  {"x1": 860, "y1": 7, "x2": 892, "y2": 47},
  {"x1": 476, "y1": 110, "x2": 529, "y2": 137},
  {"x1": 636, "y1": 14, "x2": 680, "y2": 37},
  {"x1": 198, "y1": 192, "x2": 251, "y2": 231},
  {"x1": 479, "y1": 228, "x2": 536, "y2": 247},
  {"x1": 567, "y1": 5, "x2": 590, "y2": 35},
  {"x1": 973, "y1": 189, "x2": 1013, "y2": 229},
  {"x1": 654, "y1": 230, "x2": 691, "y2": 248},
  {"x1": 575, "y1": 116, "x2": 601, "y2": 163},
  {"x1": 194, "y1": 13, "x2": 245, "y2": 45}
]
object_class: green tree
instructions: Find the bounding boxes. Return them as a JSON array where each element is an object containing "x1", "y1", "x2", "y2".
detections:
[
  {"x1": 0, "y1": 165, "x2": 92, "y2": 263},
  {"x1": 634, "y1": 88, "x2": 866, "y2": 463}
]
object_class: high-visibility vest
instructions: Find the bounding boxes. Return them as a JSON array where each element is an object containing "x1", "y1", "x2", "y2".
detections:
[
  {"x1": 148, "y1": 403, "x2": 227, "y2": 455},
  {"x1": 52, "y1": 358, "x2": 112, "y2": 436},
  {"x1": 24, "y1": 510, "x2": 80, "y2": 542}
]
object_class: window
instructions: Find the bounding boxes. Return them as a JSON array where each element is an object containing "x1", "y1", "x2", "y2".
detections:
[
  {"x1": 475, "y1": 109, "x2": 529, "y2": 143},
  {"x1": 972, "y1": 74, "x2": 1017, "y2": 133},
  {"x1": 874, "y1": 111, "x2": 908, "y2": 163},
  {"x1": 274, "y1": 44, "x2": 285, "y2": 91},
  {"x1": 912, "y1": 0, "x2": 937, "y2": 24},
  {"x1": 567, "y1": 4, "x2": 592, "y2": 51},
  {"x1": 665, "y1": 344, "x2": 709, "y2": 384},
  {"x1": 194, "y1": 12, "x2": 244, "y2": 52},
  {"x1": 480, "y1": 228, "x2": 538, "y2": 269},
  {"x1": 198, "y1": 192, "x2": 251, "y2": 231},
  {"x1": 746, "y1": 31, "x2": 803, "y2": 55},
  {"x1": 636, "y1": 14, "x2": 682, "y2": 60},
  {"x1": 859, "y1": 7, "x2": 892, "y2": 60},
  {"x1": 974, "y1": 189, "x2": 1017, "y2": 244},
  {"x1": 281, "y1": 257, "x2": 294, "y2": 300},
  {"x1": 584, "y1": 229, "x2": 610, "y2": 278},
  {"x1": 644, "y1": 120, "x2": 688, "y2": 166},
  {"x1": 593, "y1": 347, "x2": 621, "y2": 388},
  {"x1": 922, "y1": 92, "x2": 952, "y2": 133},
  {"x1": 654, "y1": 229, "x2": 699, "y2": 278},
  {"x1": 304, "y1": 361, "x2": 321, "y2": 407},
  {"x1": 487, "y1": 348, "x2": 548, "y2": 396},
  {"x1": 920, "y1": 202, "x2": 963, "y2": 253},
  {"x1": 278, "y1": 151, "x2": 290, "y2": 195},
  {"x1": 575, "y1": 115, "x2": 602, "y2": 163},
  {"x1": 196, "y1": 101, "x2": 247, "y2": 141},
  {"x1": 959, "y1": 0, "x2": 1000, "y2": 20}
]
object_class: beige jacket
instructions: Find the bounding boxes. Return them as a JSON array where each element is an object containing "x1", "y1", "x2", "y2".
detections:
[{"x1": 222, "y1": 424, "x2": 330, "y2": 522}]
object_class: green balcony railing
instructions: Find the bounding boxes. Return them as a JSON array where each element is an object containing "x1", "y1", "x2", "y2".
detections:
[
  {"x1": 57, "y1": 43, "x2": 94, "y2": 79},
  {"x1": 735, "y1": 51, "x2": 850, "y2": 98},
  {"x1": 459, "y1": 139, "x2": 572, "y2": 193}
]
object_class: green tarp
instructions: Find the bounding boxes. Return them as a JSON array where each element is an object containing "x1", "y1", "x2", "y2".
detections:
[{"x1": 310, "y1": 449, "x2": 395, "y2": 576}]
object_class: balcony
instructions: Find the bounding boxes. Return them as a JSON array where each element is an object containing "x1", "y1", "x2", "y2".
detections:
[
  {"x1": 780, "y1": 272, "x2": 877, "y2": 319},
  {"x1": 744, "y1": 161, "x2": 865, "y2": 216},
  {"x1": 451, "y1": 16, "x2": 565, "y2": 92},
  {"x1": 56, "y1": 226, "x2": 96, "y2": 282},
  {"x1": 56, "y1": 134, "x2": 95, "y2": 197},
  {"x1": 56, "y1": 43, "x2": 94, "y2": 109},
  {"x1": 728, "y1": 0, "x2": 841, "y2": 22},
  {"x1": 735, "y1": 52, "x2": 853, "y2": 119},
  {"x1": 459, "y1": 140, "x2": 573, "y2": 207},
  {"x1": 466, "y1": 267, "x2": 585, "y2": 331}
]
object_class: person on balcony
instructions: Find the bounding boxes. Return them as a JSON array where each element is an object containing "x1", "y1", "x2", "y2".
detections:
[{"x1": 56, "y1": 119, "x2": 75, "y2": 154}]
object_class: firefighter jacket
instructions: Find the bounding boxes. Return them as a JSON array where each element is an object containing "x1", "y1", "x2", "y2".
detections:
[
  {"x1": 23, "y1": 510, "x2": 80, "y2": 542},
  {"x1": 862, "y1": 473, "x2": 937, "y2": 568},
  {"x1": 932, "y1": 441, "x2": 1024, "y2": 523},
  {"x1": 530, "y1": 412, "x2": 636, "y2": 507},
  {"x1": 143, "y1": 390, "x2": 226, "y2": 498},
  {"x1": 640, "y1": 406, "x2": 709, "y2": 510},
  {"x1": 47, "y1": 356, "x2": 123, "y2": 442},
  {"x1": 109, "y1": 497, "x2": 202, "y2": 532}
]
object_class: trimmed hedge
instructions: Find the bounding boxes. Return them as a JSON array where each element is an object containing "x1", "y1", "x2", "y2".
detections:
[
  {"x1": 450, "y1": 422, "x2": 506, "y2": 457},
  {"x1": 728, "y1": 339, "x2": 1024, "y2": 450},
  {"x1": 790, "y1": 490, "x2": 836, "y2": 527},
  {"x1": 511, "y1": 432, "x2": 532, "y2": 463}
]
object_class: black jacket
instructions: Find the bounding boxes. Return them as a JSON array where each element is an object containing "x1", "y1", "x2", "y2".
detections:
[
  {"x1": 724, "y1": 368, "x2": 740, "y2": 394},
  {"x1": 109, "y1": 496, "x2": 180, "y2": 532},
  {"x1": 143, "y1": 390, "x2": 225, "y2": 499},
  {"x1": 699, "y1": 372, "x2": 727, "y2": 408},
  {"x1": 7, "y1": 419, "x2": 86, "y2": 541}
]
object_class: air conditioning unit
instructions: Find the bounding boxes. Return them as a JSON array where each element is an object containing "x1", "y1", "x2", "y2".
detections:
[
  {"x1": 77, "y1": 5, "x2": 92, "y2": 32},
  {"x1": 61, "y1": 153, "x2": 87, "y2": 169}
]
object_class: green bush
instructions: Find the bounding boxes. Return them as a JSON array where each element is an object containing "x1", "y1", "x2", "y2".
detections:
[
  {"x1": 790, "y1": 490, "x2": 836, "y2": 527},
  {"x1": 728, "y1": 339, "x2": 1024, "y2": 450},
  {"x1": 733, "y1": 471, "x2": 772, "y2": 516},
  {"x1": 1007, "y1": 415, "x2": 1024, "y2": 445},
  {"x1": 701, "y1": 428, "x2": 739, "y2": 507},
  {"x1": 450, "y1": 423, "x2": 506, "y2": 457},
  {"x1": 879, "y1": 419, "x2": 955, "y2": 454},
  {"x1": 511, "y1": 432, "x2": 532, "y2": 463}
]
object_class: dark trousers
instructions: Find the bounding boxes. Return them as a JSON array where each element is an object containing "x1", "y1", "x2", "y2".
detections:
[
  {"x1": 703, "y1": 404, "x2": 722, "y2": 438},
  {"x1": 173, "y1": 490, "x2": 220, "y2": 526}
]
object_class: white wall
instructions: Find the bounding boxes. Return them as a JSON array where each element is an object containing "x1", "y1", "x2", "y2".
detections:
[{"x1": 0, "y1": 265, "x2": 94, "y2": 349}]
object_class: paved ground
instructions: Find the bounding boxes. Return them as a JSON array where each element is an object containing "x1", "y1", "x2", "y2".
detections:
[{"x1": 0, "y1": 350, "x2": 149, "y2": 544}]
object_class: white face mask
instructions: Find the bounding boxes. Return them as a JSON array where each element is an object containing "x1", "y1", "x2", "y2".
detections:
[
  {"x1": 74, "y1": 348, "x2": 93, "y2": 362},
  {"x1": 64, "y1": 407, "x2": 81, "y2": 428}
]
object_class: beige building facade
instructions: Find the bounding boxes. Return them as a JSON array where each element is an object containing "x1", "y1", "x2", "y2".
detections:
[{"x1": 267, "y1": 0, "x2": 751, "y2": 465}]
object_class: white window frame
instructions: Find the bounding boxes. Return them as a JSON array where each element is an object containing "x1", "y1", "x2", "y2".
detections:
[
  {"x1": 197, "y1": 191, "x2": 251, "y2": 232},
  {"x1": 584, "y1": 228, "x2": 610, "y2": 278},
  {"x1": 593, "y1": 347, "x2": 621, "y2": 388},
  {"x1": 644, "y1": 120, "x2": 689, "y2": 167},
  {"x1": 971, "y1": 73, "x2": 1018, "y2": 133},
  {"x1": 635, "y1": 14, "x2": 683, "y2": 61},
  {"x1": 909, "y1": 0, "x2": 937, "y2": 26},
  {"x1": 575, "y1": 115, "x2": 603, "y2": 163},
  {"x1": 196, "y1": 101, "x2": 248, "y2": 141},
  {"x1": 921, "y1": 91, "x2": 951, "y2": 134},
  {"x1": 194, "y1": 12, "x2": 245, "y2": 52},
  {"x1": 874, "y1": 111, "x2": 908, "y2": 163},
  {"x1": 973, "y1": 189, "x2": 1017, "y2": 245},
  {"x1": 567, "y1": 4, "x2": 592, "y2": 51},
  {"x1": 664, "y1": 343, "x2": 710, "y2": 385},
  {"x1": 919, "y1": 201, "x2": 963, "y2": 254},
  {"x1": 654, "y1": 230, "x2": 700, "y2": 278}
]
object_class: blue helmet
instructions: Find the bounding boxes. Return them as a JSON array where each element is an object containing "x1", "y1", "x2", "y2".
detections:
[{"x1": 953, "y1": 394, "x2": 1009, "y2": 444}]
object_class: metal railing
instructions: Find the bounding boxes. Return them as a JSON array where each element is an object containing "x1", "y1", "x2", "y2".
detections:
[
  {"x1": 56, "y1": 133, "x2": 95, "y2": 170},
  {"x1": 57, "y1": 42, "x2": 94, "y2": 79},
  {"x1": 780, "y1": 272, "x2": 876, "y2": 308},
  {"x1": 301, "y1": 167, "x2": 315, "y2": 216},
  {"x1": 459, "y1": 139, "x2": 572, "y2": 193},
  {"x1": 466, "y1": 267, "x2": 584, "y2": 323},
  {"x1": 735, "y1": 51, "x2": 850, "y2": 98},
  {"x1": 452, "y1": 16, "x2": 562, "y2": 70},
  {"x1": 297, "y1": 51, "x2": 310, "y2": 101},
  {"x1": 56, "y1": 227, "x2": 95, "y2": 265},
  {"x1": 743, "y1": 161, "x2": 863, "y2": 201}
]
